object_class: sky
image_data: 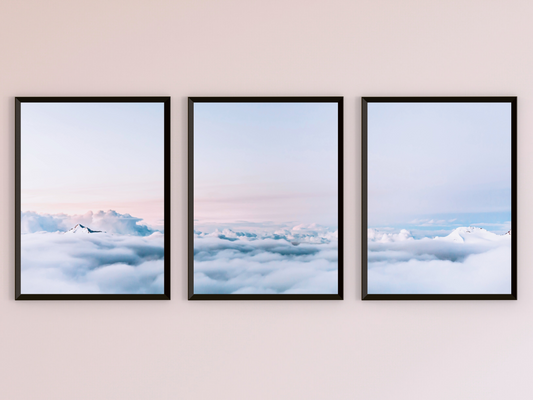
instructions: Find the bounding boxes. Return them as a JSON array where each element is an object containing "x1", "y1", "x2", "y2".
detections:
[
  {"x1": 194, "y1": 102, "x2": 339, "y2": 232},
  {"x1": 21, "y1": 102, "x2": 165, "y2": 229},
  {"x1": 367, "y1": 102, "x2": 512, "y2": 235}
]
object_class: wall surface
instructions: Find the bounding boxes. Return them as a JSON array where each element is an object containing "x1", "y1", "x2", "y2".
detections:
[{"x1": 1, "y1": 1, "x2": 532, "y2": 399}]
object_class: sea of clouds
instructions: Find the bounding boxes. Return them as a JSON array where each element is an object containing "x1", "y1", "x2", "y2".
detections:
[
  {"x1": 367, "y1": 228, "x2": 511, "y2": 294},
  {"x1": 21, "y1": 211, "x2": 164, "y2": 294},
  {"x1": 194, "y1": 224, "x2": 339, "y2": 294}
]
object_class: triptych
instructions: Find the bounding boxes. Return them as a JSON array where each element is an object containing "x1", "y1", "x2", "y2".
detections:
[{"x1": 14, "y1": 96, "x2": 517, "y2": 301}]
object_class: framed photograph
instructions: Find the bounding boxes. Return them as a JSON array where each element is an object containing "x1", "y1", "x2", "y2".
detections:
[
  {"x1": 189, "y1": 97, "x2": 343, "y2": 300},
  {"x1": 15, "y1": 97, "x2": 171, "y2": 300},
  {"x1": 362, "y1": 97, "x2": 517, "y2": 300}
]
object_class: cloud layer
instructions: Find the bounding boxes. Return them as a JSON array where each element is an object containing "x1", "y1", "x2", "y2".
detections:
[
  {"x1": 368, "y1": 227, "x2": 512, "y2": 294},
  {"x1": 194, "y1": 225, "x2": 338, "y2": 294},
  {"x1": 22, "y1": 210, "x2": 156, "y2": 236},
  {"x1": 21, "y1": 231, "x2": 164, "y2": 294}
]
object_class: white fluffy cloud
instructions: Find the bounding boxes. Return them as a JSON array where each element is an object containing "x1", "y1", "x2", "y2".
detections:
[
  {"x1": 22, "y1": 210, "x2": 156, "y2": 236},
  {"x1": 21, "y1": 231, "x2": 164, "y2": 294},
  {"x1": 193, "y1": 226, "x2": 339, "y2": 294},
  {"x1": 368, "y1": 228, "x2": 413, "y2": 243},
  {"x1": 368, "y1": 227, "x2": 512, "y2": 294}
]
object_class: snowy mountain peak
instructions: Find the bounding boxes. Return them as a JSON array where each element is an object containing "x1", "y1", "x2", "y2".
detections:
[
  {"x1": 452, "y1": 226, "x2": 486, "y2": 234},
  {"x1": 65, "y1": 224, "x2": 103, "y2": 234},
  {"x1": 440, "y1": 226, "x2": 502, "y2": 243},
  {"x1": 368, "y1": 226, "x2": 510, "y2": 244}
]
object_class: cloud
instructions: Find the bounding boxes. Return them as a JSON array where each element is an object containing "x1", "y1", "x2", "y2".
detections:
[
  {"x1": 195, "y1": 223, "x2": 338, "y2": 245},
  {"x1": 22, "y1": 210, "x2": 156, "y2": 236},
  {"x1": 21, "y1": 231, "x2": 164, "y2": 294},
  {"x1": 367, "y1": 228, "x2": 511, "y2": 294},
  {"x1": 408, "y1": 218, "x2": 455, "y2": 227},
  {"x1": 368, "y1": 228, "x2": 413, "y2": 243},
  {"x1": 193, "y1": 226, "x2": 339, "y2": 294}
]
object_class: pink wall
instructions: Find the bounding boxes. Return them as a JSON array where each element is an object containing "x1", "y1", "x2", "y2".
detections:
[{"x1": 1, "y1": 1, "x2": 531, "y2": 399}]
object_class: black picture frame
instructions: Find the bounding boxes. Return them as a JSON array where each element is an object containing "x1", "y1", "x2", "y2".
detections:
[
  {"x1": 15, "y1": 96, "x2": 171, "y2": 300},
  {"x1": 362, "y1": 96, "x2": 517, "y2": 300},
  {"x1": 189, "y1": 97, "x2": 343, "y2": 300}
]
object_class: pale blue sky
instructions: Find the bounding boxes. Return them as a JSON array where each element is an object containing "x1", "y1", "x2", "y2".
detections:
[
  {"x1": 367, "y1": 102, "x2": 512, "y2": 233},
  {"x1": 21, "y1": 102, "x2": 164, "y2": 228},
  {"x1": 194, "y1": 102, "x2": 338, "y2": 230}
]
